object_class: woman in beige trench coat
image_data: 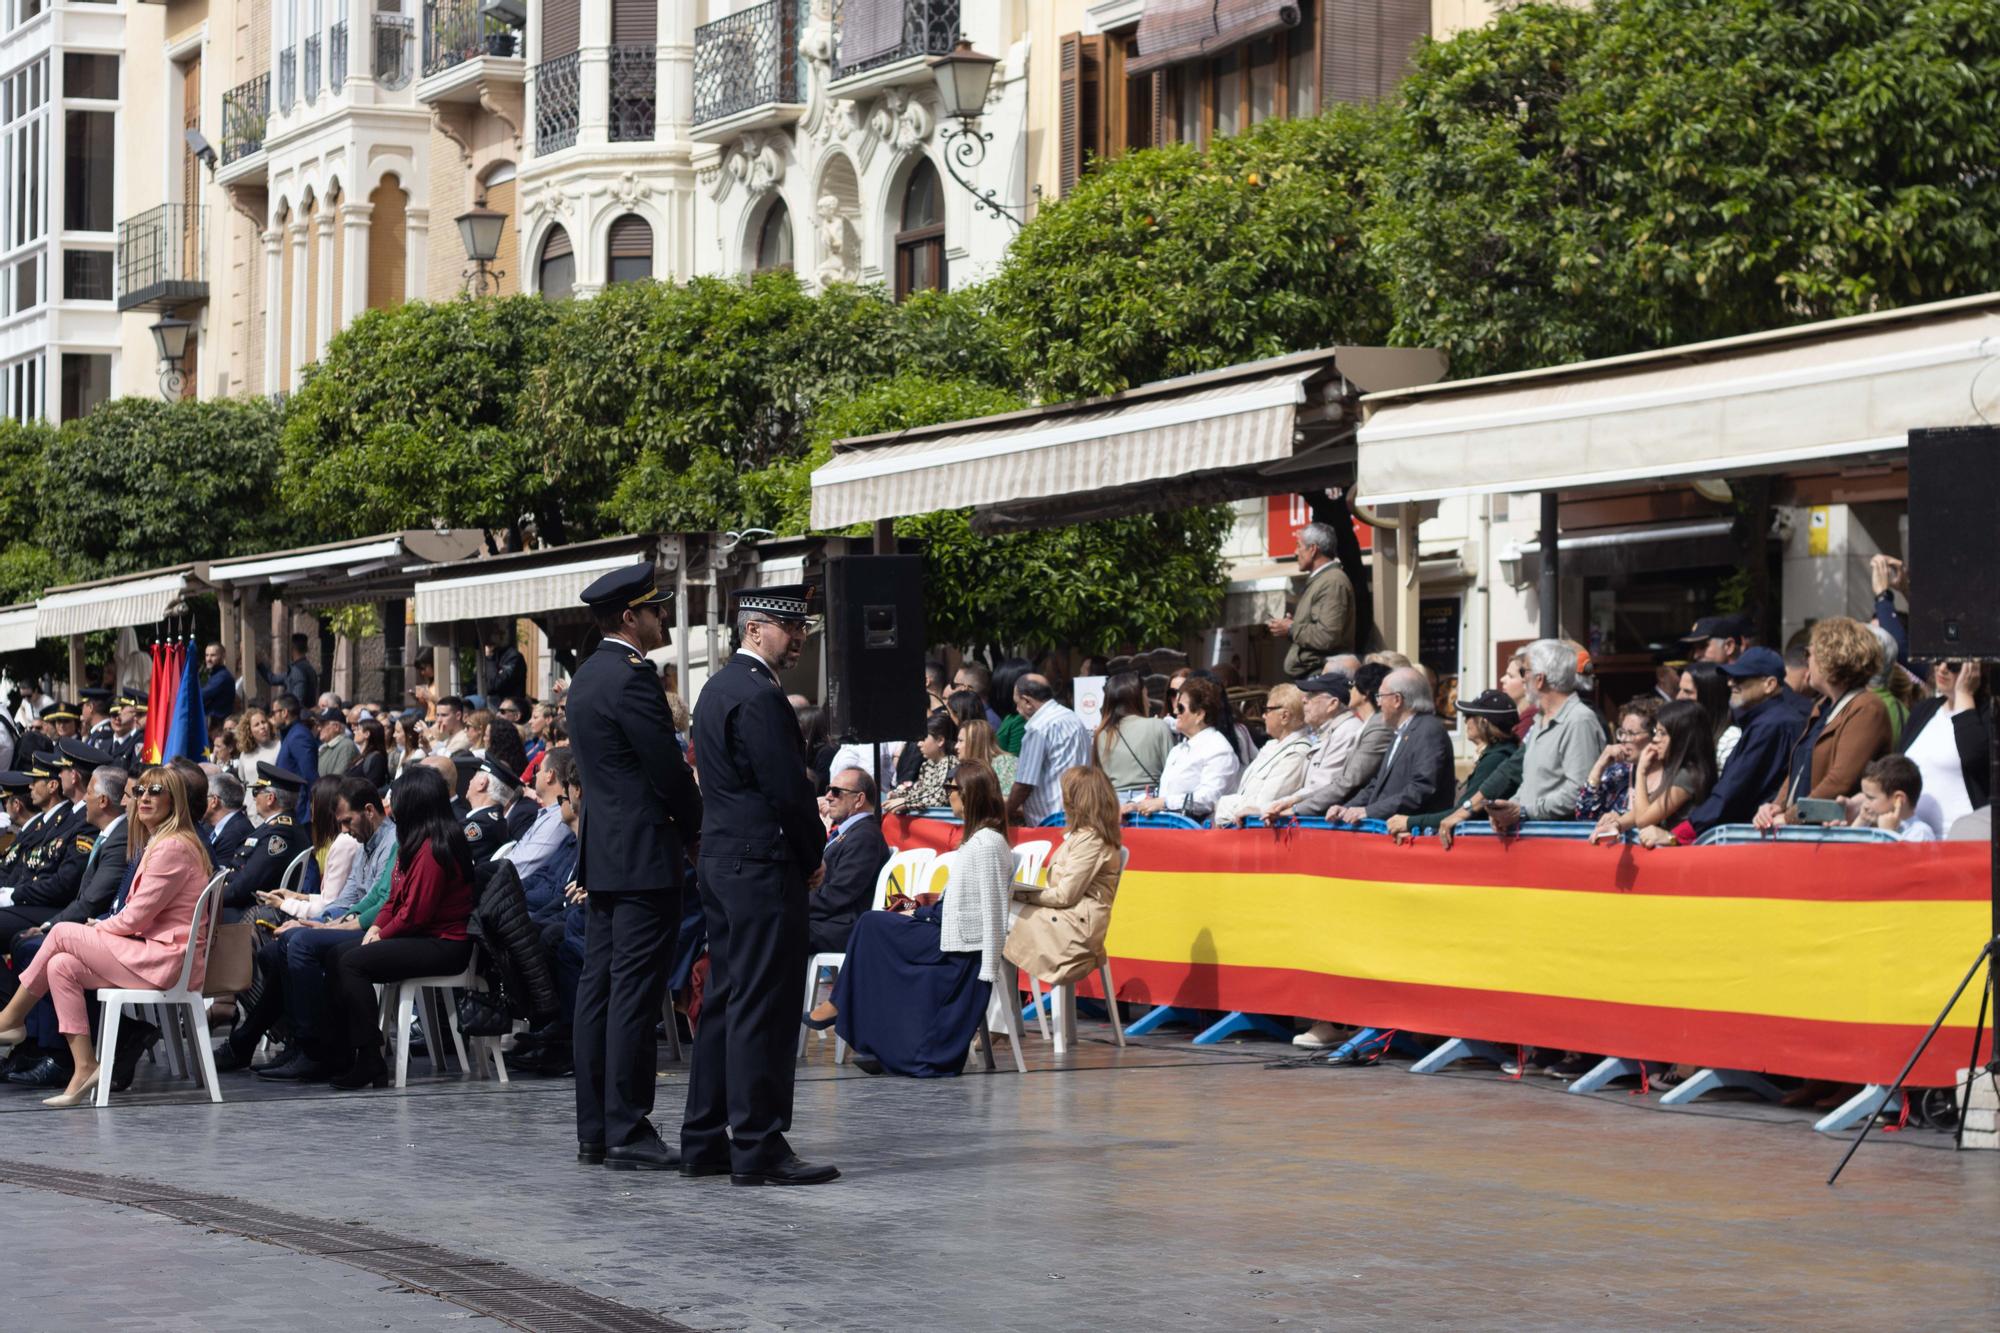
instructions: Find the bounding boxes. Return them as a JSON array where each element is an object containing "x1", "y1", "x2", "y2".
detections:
[{"x1": 1005, "y1": 765, "x2": 1124, "y2": 985}]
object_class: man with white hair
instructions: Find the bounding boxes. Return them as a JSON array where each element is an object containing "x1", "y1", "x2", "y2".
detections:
[
  {"x1": 1488, "y1": 639, "x2": 1608, "y2": 829},
  {"x1": 1268, "y1": 522, "x2": 1357, "y2": 680},
  {"x1": 463, "y1": 755, "x2": 520, "y2": 863},
  {"x1": 1327, "y1": 668, "x2": 1455, "y2": 824}
]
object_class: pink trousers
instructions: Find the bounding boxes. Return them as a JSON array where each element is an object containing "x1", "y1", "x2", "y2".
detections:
[{"x1": 18, "y1": 922, "x2": 159, "y2": 1035}]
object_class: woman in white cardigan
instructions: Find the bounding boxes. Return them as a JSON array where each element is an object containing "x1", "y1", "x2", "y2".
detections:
[
  {"x1": 1214, "y1": 684, "x2": 1317, "y2": 826},
  {"x1": 820, "y1": 760, "x2": 1013, "y2": 1077}
]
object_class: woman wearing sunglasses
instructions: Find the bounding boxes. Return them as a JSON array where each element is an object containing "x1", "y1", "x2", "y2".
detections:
[{"x1": 0, "y1": 766, "x2": 213, "y2": 1106}]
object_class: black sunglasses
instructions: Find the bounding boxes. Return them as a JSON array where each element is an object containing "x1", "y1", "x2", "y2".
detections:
[
  {"x1": 943, "y1": 782, "x2": 961, "y2": 793},
  {"x1": 824, "y1": 785, "x2": 863, "y2": 797},
  {"x1": 137, "y1": 783, "x2": 167, "y2": 796}
]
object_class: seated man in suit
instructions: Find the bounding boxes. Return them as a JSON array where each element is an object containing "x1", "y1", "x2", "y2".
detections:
[
  {"x1": 808, "y1": 768, "x2": 888, "y2": 955},
  {"x1": 1326, "y1": 668, "x2": 1456, "y2": 825}
]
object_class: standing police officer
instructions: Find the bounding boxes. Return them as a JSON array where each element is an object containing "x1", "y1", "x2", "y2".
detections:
[
  {"x1": 681, "y1": 585, "x2": 836, "y2": 1186},
  {"x1": 566, "y1": 563, "x2": 702, "y2": 1170}
]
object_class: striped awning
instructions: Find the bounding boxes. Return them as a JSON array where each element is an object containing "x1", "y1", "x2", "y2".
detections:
[
  {"x1": 1356, "y1": 294, "x2": 2000, "y2": 504},
  {"x1": 36, "y1": 571, "x2": 192, "y2": 637},
  {"x1": 0, "y1": 604, "x2": 37, "y2": 653},
  {"x1": 413, "y1": 551, "x2": 646, "y2": 625},
  {"x1": 813, "y1": 364, "x2": 1336, "y2": 532}
]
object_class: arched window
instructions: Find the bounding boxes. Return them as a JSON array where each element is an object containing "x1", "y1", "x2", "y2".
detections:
[
  {"x1": 606, "y1": 213, "x2": 652, "y2": 285},
  {"x1": 894, "y1": 159, "x2": 944, "y2": 300},
  {"x1": 754, "y1": 200, "x2": 792, "y2": 273},
  {"x1": 537, "y1": 224, "x2": 574, "y2": 300}
]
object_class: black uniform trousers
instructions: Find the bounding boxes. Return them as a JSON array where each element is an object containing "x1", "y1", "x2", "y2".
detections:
[
  {"x1": 681, "y1": 852, "x2": 807, "y2": 1174},
  {"x1": 573, "y1": 888, "x2": 678, "y2": 1149}
]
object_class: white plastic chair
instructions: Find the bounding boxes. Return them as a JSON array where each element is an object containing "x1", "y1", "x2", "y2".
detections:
[
  {"x1": 277, "y1": 847, "x2": 312, "y2": 893},
  {"x1": 489, "y1": 840, "x2": 517, "y2": 861},
  {"x1": 95, "y1": 870, "x2": 229, "y2": 1107},
  {"x1": 1027, "y1": 846, "x2": 1130, "y2": 1055},
  {"x1": 377, "y1": 953, "x2": 509, "y2": 1088},
  {"x1": 1007, "y1": 842, "x2": 1055, "y2": 1038},
  {"x1": 798, "y1": 845, "x2": 936, "y2": 1058},
  {"x1": 835, "y1": 852, "x2": 955, "y2": 1066}
]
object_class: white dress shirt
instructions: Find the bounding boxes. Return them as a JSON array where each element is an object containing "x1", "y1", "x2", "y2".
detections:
[{"x1": 1157, "y1": 727, "x2": 1243, "y2": 820}]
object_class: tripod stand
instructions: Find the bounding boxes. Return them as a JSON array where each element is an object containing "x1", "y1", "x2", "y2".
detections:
[{"x1": 1827, "y1": 683, "x2": 2000, "y2": 1186}]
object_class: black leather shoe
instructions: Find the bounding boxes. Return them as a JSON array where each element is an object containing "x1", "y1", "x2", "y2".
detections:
[
  {"x1": 604, "y1": 1131, "x2": 680, "y2": 1172},
  {"x1": 731, "y1": 1155, "x2": 840, "y2": 1187},
  {"x1": 111, "y1": 1021, "x2": 162, "y2": 1093},
  {"x1": 679, "y1": 1158, "x2": 731, "y2": 1179},
  {"x1": 212, "y1": 1042, "x2": 256, "y2": 1074},
  {"x1": 253, "y1": 1053, "x2": 311, "y2": 1081},
  {"x1": 6, "y1": 1055, "x2": 69, "y2": 1088},
  {"x1": 852, "y1": 1057, "x2": 884, "y2": 1075},
  {"x1": 329, "y1": 1048, "x2": 388, "y2": 1091},
  {"x1": 577, "y1": 1142, "x2": 605, "y2": 1165}
]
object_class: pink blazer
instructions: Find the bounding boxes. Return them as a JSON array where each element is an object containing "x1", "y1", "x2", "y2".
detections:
[{"x1": 96, "y1": 836, "x2": 213, "y2": 991}]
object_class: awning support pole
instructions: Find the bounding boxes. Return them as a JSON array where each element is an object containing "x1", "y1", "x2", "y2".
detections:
[
  {"x1": 872, "y1": 519, "x2": 895, "y2": 556},
  {"x1": 1538, "y1": 493, "x2": 1561, "y2": 640},
  {"x1": 67, "y1": 634, "x2": 83, "y2": 702},
  {"x1": 673, "y1": 536, "x2": 690, "y2": 707}
]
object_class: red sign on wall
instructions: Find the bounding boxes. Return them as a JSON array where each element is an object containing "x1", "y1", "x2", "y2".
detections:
[{"x1": 1266, "y1": 494, "x2": 1372, "y2": 558}]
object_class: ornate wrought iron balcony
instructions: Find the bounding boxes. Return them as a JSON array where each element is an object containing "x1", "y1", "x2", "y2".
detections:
[
  {"x1": 331, "y1": 20, "x2": 348, "y2": 90},
  {"x1": 304, "y1": 33, "x2": 322, "y2": 101},
  {"x1": 693, "y1": 0, "x2": 806, "y2": 127},
  {"x1": 832, "y1": 0, "x2": 959, "y2": 83},
  {"x1": 609, "y1": 45, "x2": 656, "y2": 142},
  {"x1": 423, "y1": 0, "x2": 519, "y2": 78},
  {"x1": 278, "y1": 45, "x2": 297, "y2": 112},
  {"x1": 535, "y1": 52, "x2": 579, "y2": 155},
  {"x1": 116, "y1": 204, "x2": 207, "y2": 312},
  {"x1": 375, "y1": 13, "x2": 415, "y2": 90},
  {"x1": 221, "y1": 73, "x2": 270, "y2": 164}
]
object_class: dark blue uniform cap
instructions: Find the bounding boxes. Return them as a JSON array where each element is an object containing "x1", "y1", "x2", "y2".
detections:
[
  {"x1": 732, "y1": 583, "x2": 814, "y2": 622},
  {"x1": 579, "y1": 563, "x2": 672, "y2": 611},
  {"x1": 477, "y1": 755, "x2": 522, "y2": 790},
  {"x1": 252, "y1": 761, "x2": 310, "y2": 793},
  {"x1": 0, "y1": 770, "x2": 33, "y2": 793},
  {"x1": 56, "y1": 738, "x2": 115, "y2": 771}
]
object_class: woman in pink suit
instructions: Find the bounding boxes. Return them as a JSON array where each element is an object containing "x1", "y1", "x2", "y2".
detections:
[{"x1": 0, "y1": 765, "x2": 213, "y2": 1106}]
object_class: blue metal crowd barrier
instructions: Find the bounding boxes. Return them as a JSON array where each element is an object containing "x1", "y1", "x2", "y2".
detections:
[{"x1": 1693, "y1": 823, "x2": 1901, "y2": 845}]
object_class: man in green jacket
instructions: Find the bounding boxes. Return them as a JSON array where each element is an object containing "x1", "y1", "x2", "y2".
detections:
[{"x1": 1269, "y1": 522, "x2": 1357, "y2": 680}]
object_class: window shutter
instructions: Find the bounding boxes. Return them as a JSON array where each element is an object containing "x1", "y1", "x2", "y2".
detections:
[
  {"x1": 542, "y1": 0, "x2": 580, "y2": 59},
  {"x1": 1321, "y1": 0, "x2": 1428, "y2": 106},
  {"x1": 1058, "y1": 33, "x2": 1081, "y2": 197},
  {"x1": 1080, "y1": 36, "x2": 1105, "y2": 173},
  {"x1": 611, "y1": 0, "x2": 655, "y2": 46},
  {"x1": 608, "y1": 213, "x2": 652, "y2": 258},
  {"x1": 540, "y1": 224, "x2": 572, "y2": 261},
  {"x1": 1151, "y1": 69, "x2": 1168, "y2": 146}
]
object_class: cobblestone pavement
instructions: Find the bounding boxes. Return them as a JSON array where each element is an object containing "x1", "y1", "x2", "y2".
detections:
[{"x1": 3, "y1": 1028, "x2": 1997, "y2": 1330}]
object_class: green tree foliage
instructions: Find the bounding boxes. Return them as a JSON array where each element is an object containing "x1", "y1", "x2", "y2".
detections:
[
  {"x1": 1369, "y1": 0, "x2": 2000, "y2": 376},
  {"x1": 989, "y1": 108, "x2": 1395, "y2": 399},
  {"x1": 279, "y1": 296, "x2": 561, "y2": 546},
  {"x1": 40, "y1": 397, "x2": 290, "y2": 576},
  {"x1": 516, "y1": 273, "x2": 1009, "y2": 538},
  {"x1": 780, "y1": 374, "x2": 1229, "y2": 653}
]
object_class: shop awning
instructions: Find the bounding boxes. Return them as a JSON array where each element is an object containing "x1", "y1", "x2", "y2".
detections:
[
  {"x1": 36, "y1": 567, "x2": 196, "y2": 637},
  {"x1": 204, "y1": 530, "x2": 488, "y2": 605},
  {"x1": 811, "y1": 346, "x2": 1447, "y2": 533},
  {"x1": 415, "y1": 549, "x2": 648, "y2": 625},
  {"x1": 1355, "y1": 294, "x2": 2000, "y2": 505},
  {"x1": 0, "y1": 604, "x2": 37, "y2": 654}
]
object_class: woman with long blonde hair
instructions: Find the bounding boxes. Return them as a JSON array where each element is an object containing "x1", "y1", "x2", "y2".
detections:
[
  {"x1": 0, "y1": 766, "x2": 214, "y2": 1106},
  {"x1": 236, "y1": 708, "x2": 281, "y2": 816},
  {"x1": 1005, "y1": 765, "x2": 1124, "y2": 986}
]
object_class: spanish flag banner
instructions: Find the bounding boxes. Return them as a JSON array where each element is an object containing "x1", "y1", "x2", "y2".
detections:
[{"x1": 886, "y1": 817, "x2": 1990, "y2": 1087}]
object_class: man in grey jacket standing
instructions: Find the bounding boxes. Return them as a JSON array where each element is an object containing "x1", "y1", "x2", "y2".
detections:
[{"x1": 1269, "y1": 523, "x2": 1357, "y2": 680}]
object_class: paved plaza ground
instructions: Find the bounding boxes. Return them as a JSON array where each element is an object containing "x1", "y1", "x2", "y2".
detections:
[{"x1": 1, "y1": 1025, "x2": 1995, "y2": 1331}]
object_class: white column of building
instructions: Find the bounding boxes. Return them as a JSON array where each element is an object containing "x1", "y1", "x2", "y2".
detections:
[
  {"x1": 404, "y1": 206, "x2": 429, "y2": 301},
  {"x1": 341, "y1": 200, "x2": 373, "y2": 323},
  {"x1": 656, "y1": 0, "x2": 690, "y2": 141},
  {"x1": 578, "y1": 0, "x2": 611, "y2": 148},
  {"x1": 314, "y1": 206, "x2": 338, "y2": 353},
  {"x1": 261, "y1": 227, "x2": 284, "y2": 394},
  {"x1": 287, "y1": 218, "x2": 310, "y2": 390}
]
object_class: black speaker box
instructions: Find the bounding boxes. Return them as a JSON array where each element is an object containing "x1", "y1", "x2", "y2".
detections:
[
  {"x1": 823, "y1": 555, "x2": 926, "y2": 743},
  {"x1": 1907, "y1": 426, "x2": 2000, "y2": 659}
]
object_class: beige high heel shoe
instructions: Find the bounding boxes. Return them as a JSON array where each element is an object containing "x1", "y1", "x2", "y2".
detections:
[{"x1": 42, "y1": 1069, "x2": 100, "y2": 1108}]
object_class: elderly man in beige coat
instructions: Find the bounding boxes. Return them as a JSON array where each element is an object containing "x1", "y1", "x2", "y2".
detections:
[{"x1": 1268, "y1": 522, "x2": 1356, "y2": 680}]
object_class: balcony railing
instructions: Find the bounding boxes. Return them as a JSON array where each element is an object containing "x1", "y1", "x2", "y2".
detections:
[
  {"x1": 375, "y1": 13, "x2": 415, "y2": 90},
  {"x1": 832, "y1": 0, "x2": 959, "y2": 82},
  {"x1": 115, "y1": 203, "x2": 207, "y2": 312},
  {"x1": 220, "y1": 73, "x2": 270, "y2": 164},
  {"x1": 693, "y1": 0, "x2": 806, "y2": 127},
  {"x1": 304, "y1": 32, "x2": 322, "y2": 101},
  {"x1": 331, "y1": 20, "x2": 348, "y2": 90},
  {"x1": 534, "y1": 52, "x2": 579, "y2": 154},
  {"x1": 423, "y1": 0, "x2": 519, "y2": 78},
  {"x1": 609, "y1": 45, "x2": 656, "y2": 142},
  {"x1": 278, "y1": 45, "x2": 297, "y2": 111}
]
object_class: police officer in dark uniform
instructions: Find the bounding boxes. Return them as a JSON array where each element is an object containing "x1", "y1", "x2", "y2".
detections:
[
  {"x1": 681, "y1": 584, "x2": 837, "y2": 1186},
  {"x1": 108, "y1": 695, "x2": 145, "y2": 771},
  {"x1": 566, "y1": 563, "x2": 702, "y2": 1170},
  {"x1": 0, "y1": 740, "x2": 111, "y2": 942},
  {"x1": 218, "y1": 762, "x2": 310, "y2": 916},
  {"x1": 0, "y1": 766, "x2": 53, "y2": 885},
  {"x1": 462, "y1": 755, "x2": 516, "y2": 863}
]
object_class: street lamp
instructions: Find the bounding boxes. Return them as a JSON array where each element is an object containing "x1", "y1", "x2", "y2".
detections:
[
  {"x1": 149, "y1": 315, "x2": 193, "y2": 401},
  {"x1": 457, "y1": 198, "x2": 507, "y2": 296},
  {"x1": 928, "y1": 40, "x2": 1031, "y2": 229}
]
